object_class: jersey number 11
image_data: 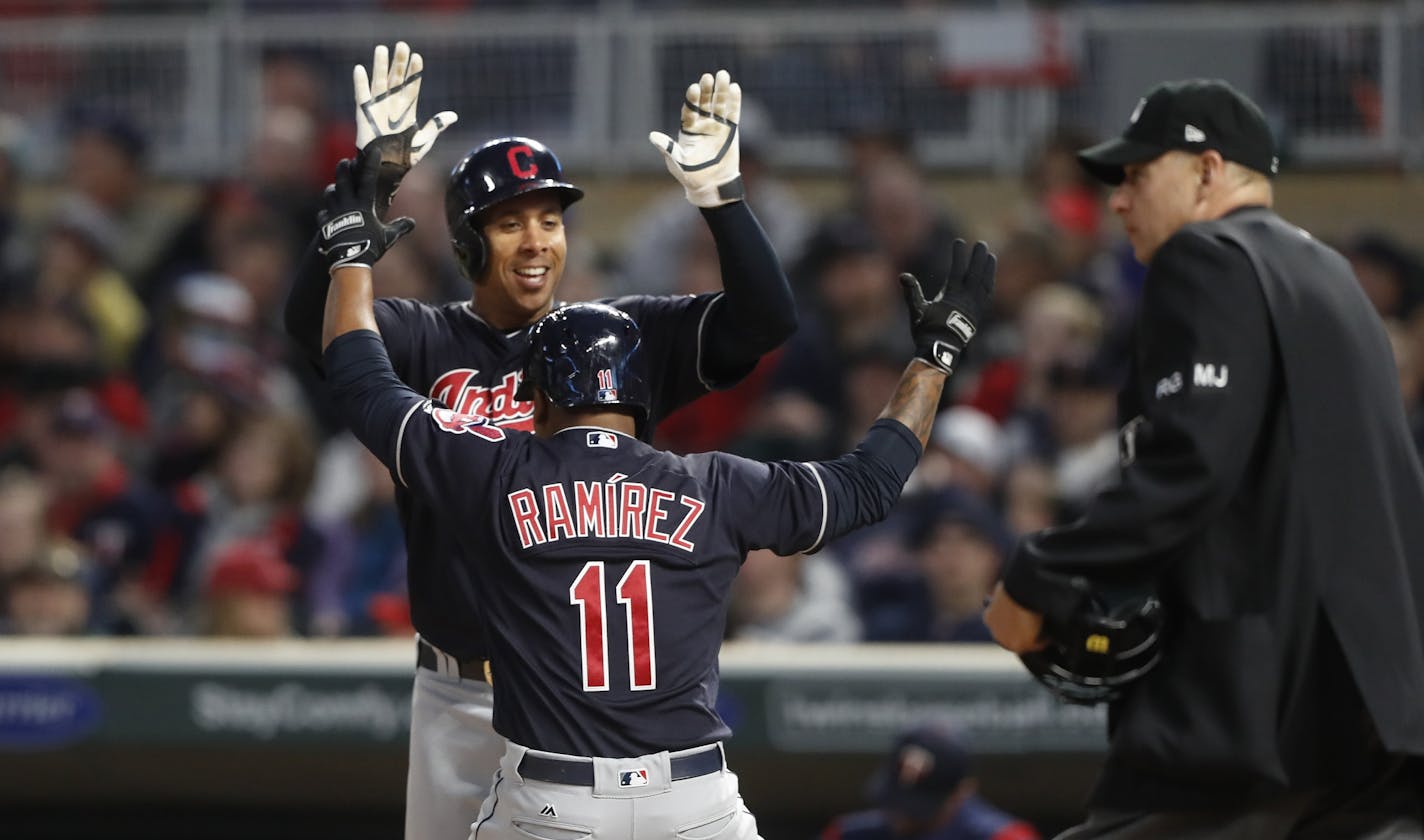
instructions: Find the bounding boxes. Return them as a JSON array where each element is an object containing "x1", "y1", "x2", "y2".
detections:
[{"x1": 570, "y1": 560, "x2": 656, "y2": 691}]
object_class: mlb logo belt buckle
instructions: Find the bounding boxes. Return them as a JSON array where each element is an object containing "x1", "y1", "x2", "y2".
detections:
[{"x1": 619, "y1": 768, "x2": 649, "y2": 787}]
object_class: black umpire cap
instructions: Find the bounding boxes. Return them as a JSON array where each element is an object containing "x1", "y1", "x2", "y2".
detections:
[{"x1": 1077, "y1": 79, "x2": 1278, "y2": 185}]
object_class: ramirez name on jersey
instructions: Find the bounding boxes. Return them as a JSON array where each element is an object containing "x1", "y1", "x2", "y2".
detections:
[{"x1": 507, "y1": 473, "x2": 707, "y2": 552}]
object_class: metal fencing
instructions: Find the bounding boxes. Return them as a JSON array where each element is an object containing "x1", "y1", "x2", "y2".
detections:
[{"x1": 0, "y1": 2, "x2": 1419, "y2": 177}]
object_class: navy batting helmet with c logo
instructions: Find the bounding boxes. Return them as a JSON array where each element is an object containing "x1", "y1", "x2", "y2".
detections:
[{"x1": 445, "y1": 136, "x2": 584, "y2": 281}]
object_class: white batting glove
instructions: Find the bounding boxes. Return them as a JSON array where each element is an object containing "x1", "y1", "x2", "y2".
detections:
[
  {"x1": 353, "y1": 41, "x2": 458, "y2": 214},
  {"x1": 648, "y1": 69, "x2": 744, "y2": 208}
]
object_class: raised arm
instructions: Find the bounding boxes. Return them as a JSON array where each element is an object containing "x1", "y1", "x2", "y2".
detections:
[
  {"x1": 648, "y1": 70, "x2": 797, "y2": 383},
  {"x1": 741, "y1": 240, "x2": 996, "y2": 557},
  {"x1": 286, "y1": 40, "x2": 457, "y2": 368}
]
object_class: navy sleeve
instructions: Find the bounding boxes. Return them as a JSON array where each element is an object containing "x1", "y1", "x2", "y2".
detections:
[
  {"x1": 606, "y1": 293, "x2": 719, "y2": 423},
  {"x1": 724, "y1": 418, "x2": 922, "y2": 556},
  {"x1": 281, "y1": 237, "x2": 414, "y2": 379},
  {"x1": 1004, "y1": 230, "x2": 1275, "y2": 626},
  {"x1": 283, "y1": 236, "x2": 330, "y2": 370},
  {"x1": 324, "y1": 330, "x2": 506, "y2": 510},
  {"x1": 696, "y1": 202, "x2": 797, "y2": 384},
  {"x1": 372, "y1": 297, "x2": 417, "y2": 382}
]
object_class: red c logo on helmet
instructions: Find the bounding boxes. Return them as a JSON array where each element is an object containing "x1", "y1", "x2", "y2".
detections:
[{"x1": 507, "y1": 144, "x2": 539, "y2": 179}]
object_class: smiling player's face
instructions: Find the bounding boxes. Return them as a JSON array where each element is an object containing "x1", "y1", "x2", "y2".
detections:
[{"x1": 474, "y1": 192, "x2": 567, "y2": 330}]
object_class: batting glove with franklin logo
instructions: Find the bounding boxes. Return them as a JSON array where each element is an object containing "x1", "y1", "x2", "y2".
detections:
[
  {"x1": 899, "y1": 239, "x2": 996, "y2": 376},
  {"x1": 648, "y1": 69, "x2": 744, "y2": 208},
  {"x1": 317, "y1": 149, "x2": 415, "y2": 274},
  {"x1": 353, "y1": 41, "x2": 458, "y2": 216}
]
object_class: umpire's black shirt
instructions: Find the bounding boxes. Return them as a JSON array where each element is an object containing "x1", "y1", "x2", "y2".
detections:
[{"x1": 1006, "y1": 206, "x2": 1424, "y2": 811}]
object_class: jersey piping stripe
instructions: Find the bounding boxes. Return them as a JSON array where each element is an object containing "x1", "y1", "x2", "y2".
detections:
[
  {"x1": 693, "y1": 292, "x2": 726, "y2": 392},
  {"x1": 472, "y1": 769, "x2": 503, "y2": 838},
  {"x1": 800, "y1": 462, "x2": 829, "y2": 554},
  {"x1": 393, "y1": 399, "x2": 428, "y2": 488}
]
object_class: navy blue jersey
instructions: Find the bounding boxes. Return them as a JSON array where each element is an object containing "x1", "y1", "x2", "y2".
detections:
[
  {"x1": 327, "y1": 329, "x2": 919, "y2": 756},
  {"x1": 372, "y1": 293, "x2": 728, "y2": 660}
]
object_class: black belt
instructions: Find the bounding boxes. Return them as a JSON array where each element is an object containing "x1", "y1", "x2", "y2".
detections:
[
  {"x1": 415, "y1": 639, "x2": 490, "y2": 683},
  {"x1": 518, "y1": 745, "x2": 724, "y2": 786}
]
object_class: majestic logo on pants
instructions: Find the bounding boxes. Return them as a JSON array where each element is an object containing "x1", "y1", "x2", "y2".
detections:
[{"x1": 619, "y1": 768, "x2": 649, "y2": 787}]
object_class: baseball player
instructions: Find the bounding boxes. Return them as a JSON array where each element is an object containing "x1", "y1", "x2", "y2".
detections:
[
  {"x1": 283, "y1": 43, "x2": 797, "y2": 839},
  {"x1": 314, "y1": 135, "x2": 996, "y2": 833}
]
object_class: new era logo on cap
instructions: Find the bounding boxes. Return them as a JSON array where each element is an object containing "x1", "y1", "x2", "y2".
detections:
[{"x1": 1079, "y1": 78, "x2": 1277, "y2": 185}]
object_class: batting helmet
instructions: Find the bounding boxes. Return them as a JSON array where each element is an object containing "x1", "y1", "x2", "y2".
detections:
[
  {"x1": 1018, "y1": 592, "x2": 1165, "y2": 706},
  {"x1": 515, "y1": 303, "x2": 649, "y2": 428},
  {"x1": 445, "y1": 136, "x2": 584, "y2": 281}
]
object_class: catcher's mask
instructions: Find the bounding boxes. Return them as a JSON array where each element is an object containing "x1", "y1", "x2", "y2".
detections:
[
  {"x1": 1019, "y1": 594, "x2": 1165, "y2": 706},
  {"x1": 445, "y1": 136, "x2": 584, "y2": 282},
  {"x1": 515, "y1": 303, "x2": 649, "y2": 433}
]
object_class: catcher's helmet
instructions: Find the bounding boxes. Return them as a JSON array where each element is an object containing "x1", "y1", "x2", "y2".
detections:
[
  {"x1": 1019, "y1": 593, "x2": 1165, "y2": 706},
  {"x1": 515, "y1": 303, "x2": 649, "y2": 428},
  {"x1": 445, "y1": 136, "x2": 584, "y2": 281}
]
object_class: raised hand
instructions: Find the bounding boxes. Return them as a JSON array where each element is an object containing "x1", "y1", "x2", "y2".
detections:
[
  {"x1": 317, "y1": 149, "x2": 416, "y2": 274},
  {"x1": 353, "y1": 41, "x2": 458, "y2": 215},
  {"x1": 899, "y1": 239, "x2": 996, "y2": 375},
  {"x1": 648, "y1": 69, "x2": 744, "y2": 208}
]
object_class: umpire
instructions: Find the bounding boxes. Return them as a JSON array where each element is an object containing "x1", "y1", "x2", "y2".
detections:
[{"x1": 985, "y1": 78, "x2": 1424, "y2": 838}]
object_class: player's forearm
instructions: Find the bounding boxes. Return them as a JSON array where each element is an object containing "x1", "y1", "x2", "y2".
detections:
[
  {"x1": 324, "y1": 329, "x2": 424, "y2": 475},
  {"x1": 322, "y1": 266, "x2": 380, "y2": 351},
  {"x1": 699, "y1": 202, "x2": 797, "y2": 375},
  {"x1": 811, "y1": 419, "x2": 923, "y2": 546},
  {"x1": 877, "y1": 360, "x2": 948, "y2": 450},
  {"x1": 284, "y1": 235, "x2": 334, "y2": 368}
]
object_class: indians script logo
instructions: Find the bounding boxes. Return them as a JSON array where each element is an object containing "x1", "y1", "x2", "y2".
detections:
[{"x1": 429, "y1": 369, "x2": 534, "y2": 431}]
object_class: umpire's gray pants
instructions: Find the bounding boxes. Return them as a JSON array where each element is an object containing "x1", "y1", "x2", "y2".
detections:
[
  {"x1": 1055, "y1": 757, "x2": 1424, "y2": 840},
  {"x1": 469, "y1": 741, "x2": 762, "y2": 840}
]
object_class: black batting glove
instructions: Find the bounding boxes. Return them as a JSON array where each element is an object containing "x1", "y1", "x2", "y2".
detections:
[
  {"x1": 316, "y1": 149, "x2": 415, "y2": 274},
  {"x1": 899, "y1": 239, "x2": 996, "y2": 375}
]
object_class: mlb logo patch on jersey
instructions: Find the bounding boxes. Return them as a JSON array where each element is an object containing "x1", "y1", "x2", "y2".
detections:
[
  {"x1": 619, "y1": 768, "x2": 649, "y2": 787},
  {"x1": 587, "y1": 431, "x2": 619, "y2": 449}
]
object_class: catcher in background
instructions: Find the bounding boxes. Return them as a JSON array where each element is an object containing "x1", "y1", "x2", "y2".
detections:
[{"x1": 985, "y1": 78, "x2": 1424, "y2": 838}]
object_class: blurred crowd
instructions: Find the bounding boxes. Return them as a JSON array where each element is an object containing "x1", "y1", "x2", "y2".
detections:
[{"x1": 0, "y1": 52, "x2": 1421, "y2": 644}]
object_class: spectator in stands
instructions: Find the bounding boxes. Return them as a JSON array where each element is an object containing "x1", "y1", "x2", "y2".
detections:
[
  {"x1": 199, "y1": 536, "x2": 298, "y2": 638},
  {"x1": 306, "y1": 445, "x2": 407, "y2": 637},
  {"x1": 138, "y1": 273, "x2": 310, "y2": 479},
  {"x1": 860, "y1": 494, "x2": 1012, "y2": 643},
  {"x1": 28, "y1": 389, "x2": 167, "y2": 634},
  {"x1": 0, "y1": 304, "x2": 149, "y2": 473},
  {"x1": 35, "y1": 196, "x2": 147, "y2": 365},
  {"x1": 165, "y1": 411, "x2": 325, "y2": 634},
  {"x1": 0, "y1": 467, "x2": 48, "y2": 579},
  {"x1": 915, "y1": 406, "x2": 1007, "y2": 502},
  {"x1": 60, "y1": 109, "x2": 192, "y2": 295},
  {"x1": 1000, "y1": 458, "x2": 1059, "y2": 536},
  {"x1": 727, "y1": 547, "x2": 861, "y2": 643},
  {"x1": 1042, "y1": 354, "x2": 1122, "y2": 517},
  {"x1": 802, "y1": 133, "x2": 963, "y2": 301},
  {"x1": 0, "y1": 112, "x2": 23, "y2": 291},
  {"x1": 753, "y1": 224, "x2": 911, "y2": 460},
  {"x1": 1, "y1": 539, "x2": 94, "y2": 636},
  {"x1": 1344, "y1": 231, "x2": 1424, "y2": 324},
  {"x1": 972, "y1": 281, "x2": 1106, "y2": 429},
  {"x1": 821, "y1": 722, "x2": 1039, "y2": 840}
]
